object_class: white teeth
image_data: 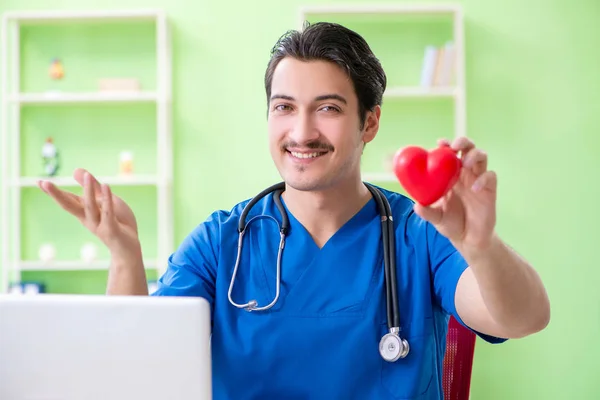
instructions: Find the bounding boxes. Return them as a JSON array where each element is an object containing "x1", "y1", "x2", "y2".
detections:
[{"x1": 290, "y1": 151, "x2": 323, "y2": 159}]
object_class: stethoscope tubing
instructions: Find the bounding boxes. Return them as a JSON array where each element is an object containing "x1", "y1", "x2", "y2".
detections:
[{"x1": 228, "y1": 181, "x2": 409, "y2": 361}]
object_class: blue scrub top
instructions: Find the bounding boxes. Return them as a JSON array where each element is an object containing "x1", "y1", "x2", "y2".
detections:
[{"x1": 152, "y1": 185, "x2": 505, "y2": 399}]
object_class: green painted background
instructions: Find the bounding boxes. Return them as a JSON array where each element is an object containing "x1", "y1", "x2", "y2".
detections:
[{"x1": 1, "y1": 0, "x2": 598, "y2": 398}]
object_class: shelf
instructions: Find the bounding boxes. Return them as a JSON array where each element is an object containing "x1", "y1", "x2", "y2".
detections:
[
  {"x1": 362, "y1": 172, "x2": 398, "y2": 183},
  {"x1": 3, "y1": 9, "x2": 165, "y2": 23},
  {"x1": 0, "y1": 8, "x2": 173, "y2": 294},
  {"x1": 18, "y1": 259, "x2": 158, "y2": 271},
  {"x1": 8, "y1": 92, "x2": 159, "y2": 105},
  {"x1": 300, "y1": 4, "x2": 461, "y2": 15},
  {"x1": 16, "y1": 175, "x2": 159, "y2": 187},
  {"x1": 384, "y1": 86, "x2": 458, "y2": 99}
]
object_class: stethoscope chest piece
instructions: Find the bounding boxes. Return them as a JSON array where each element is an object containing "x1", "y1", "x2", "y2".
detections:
[{"x1": 379, "y1": 331, "x2": 410, "y2": 362}]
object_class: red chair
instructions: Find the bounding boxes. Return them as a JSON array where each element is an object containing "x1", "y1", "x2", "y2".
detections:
[{"x1": 442, "y1": 316, "x2": 476, "y2": 400}]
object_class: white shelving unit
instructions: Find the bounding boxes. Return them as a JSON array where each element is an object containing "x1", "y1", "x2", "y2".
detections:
[
  {"x1": 14, "y1": 175, "x2": 160, "y2": 187},
  {"x1": 298, "y1": 3, "x2": 466, "y2": 183},
  {"x1": 0, "y1": 9, "x2": 173, "y2": 293},
  {"x1": 18, "y1": 259, "x2": 159, "y2": 271},
  {"x1": 10, "y1": 91, "x2": 159, "y2": 104}
]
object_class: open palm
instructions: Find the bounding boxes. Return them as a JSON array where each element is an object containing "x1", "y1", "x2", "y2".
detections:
[{"x1": 39, "y1": 168, "x2": 142, "y2": 260}]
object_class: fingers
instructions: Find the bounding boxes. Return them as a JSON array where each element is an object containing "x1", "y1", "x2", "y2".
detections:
[
  {"x1": 471, "y1": 171, "x2": 497, "y2": 193},
  {"x1": 73, "y1": 168, "x2": 90, "y2": 187},
  {"x1": 83, "y1": 172, "x2": 101, "y2": 227},
  {"x1": 450, "y1": 136, "x2": 475, "y2": 155},
  {"x1": 101, "y1": 183, "x2": 118, "y2": 233},
  {"x1": 437, "y1": 136, "x2": 474, "y2": 158},
  {"x1": 76, "y1": 169, "x2": 104, "y2": 228},
  {"x1": 74, "y1": 168, "x2": 102, "y2": 194},
  {"x1": 38, "y1": 180, "x2": 85, "y2": 219},
  {"x1": 462, "y1": 149, "x2": 488, "y2": 176},
  {"x1": 437, "y1": 138, "x2": 451, "y2": 148},
  {"x1": 73, "y1": 168, "x2": 86, "y2": 184},
  {"x1": 438, "y1": 136, "x2": 488, "y2": 176},
  {"x1": 39, "y1": 172, "x2": 121, "y2": 240}
]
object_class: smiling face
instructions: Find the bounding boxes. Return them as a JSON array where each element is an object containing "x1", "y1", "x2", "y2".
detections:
[{"x1": 267, "y1": 57, "x2": 380, "y2": 192}]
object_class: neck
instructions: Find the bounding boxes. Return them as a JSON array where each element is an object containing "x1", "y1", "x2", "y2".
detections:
[{"x1": 282, "y1": 177, "x2": 372, "y2": 248}]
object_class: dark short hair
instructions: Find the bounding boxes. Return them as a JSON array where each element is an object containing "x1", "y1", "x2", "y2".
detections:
[{"x1": 264, "y1": 21, "x2": 387, "y2": 128}]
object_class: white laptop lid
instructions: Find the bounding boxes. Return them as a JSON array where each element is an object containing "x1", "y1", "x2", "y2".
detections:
[{"x1": 0, "y1": 294, "x2": 212, "y2": 400}]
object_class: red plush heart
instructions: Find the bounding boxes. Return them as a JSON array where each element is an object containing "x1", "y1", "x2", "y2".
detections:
[{"x1": 393, "y1": 145, "x2": 462, "y2": 206}]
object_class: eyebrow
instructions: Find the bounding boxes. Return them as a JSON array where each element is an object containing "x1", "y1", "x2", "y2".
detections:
[{"x1": 270, "y1": 93, "x2": 348, "y2": 104}]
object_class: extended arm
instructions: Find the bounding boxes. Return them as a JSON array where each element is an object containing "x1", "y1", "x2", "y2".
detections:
[
  {"x1": 455, "y1": 234, "x2": 550, "y2": 339},
  {"x1": 414, "y1": 136, "x2": 550, "y2": 340},
  {"x1": 39, "y1": 168, "x2": 152, "y2": 296}
]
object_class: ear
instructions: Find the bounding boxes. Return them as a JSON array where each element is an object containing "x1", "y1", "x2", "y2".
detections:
[{"x1": 362, "y1": 105, "x2": 381, "y2": 144}]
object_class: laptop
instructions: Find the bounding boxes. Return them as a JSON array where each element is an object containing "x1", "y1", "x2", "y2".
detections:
[{"x1": 0, "y1": 294, "x2": 212, "y2": 400}]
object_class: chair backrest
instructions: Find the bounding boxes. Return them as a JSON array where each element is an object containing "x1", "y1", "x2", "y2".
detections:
[{"x1": 442, "y1": 315, "x2": 476, "y2": 400}]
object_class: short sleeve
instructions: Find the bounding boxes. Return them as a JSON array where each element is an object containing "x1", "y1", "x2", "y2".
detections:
[
  {"x1": 426, "y1": 222, "x2": 507, "y2": 344},
  {"x1": 151, "y1": 211, "x2": 221, "y2": 316}
]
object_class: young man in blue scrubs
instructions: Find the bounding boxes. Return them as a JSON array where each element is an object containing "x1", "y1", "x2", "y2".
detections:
[{"x1": 40, "y1": 22, "x2": 550, "y2": 399}]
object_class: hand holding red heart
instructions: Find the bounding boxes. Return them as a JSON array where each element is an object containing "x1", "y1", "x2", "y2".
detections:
[{"x1": 394, "y1": 136, "x2": 497, "y2": 253}]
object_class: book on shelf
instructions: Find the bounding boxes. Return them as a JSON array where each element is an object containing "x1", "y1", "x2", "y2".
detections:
[{"x1": 419, "y1": 42, "x2": 456, "y2": 88}]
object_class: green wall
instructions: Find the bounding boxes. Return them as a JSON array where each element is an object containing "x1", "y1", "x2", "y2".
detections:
[{"x1": 1, "y1": 0, "x2": 598, "y2": 398}]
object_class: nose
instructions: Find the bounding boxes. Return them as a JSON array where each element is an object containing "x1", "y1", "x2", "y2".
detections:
[{"x1": 288, "y1": 111, "x2": 319, "y2": 145}]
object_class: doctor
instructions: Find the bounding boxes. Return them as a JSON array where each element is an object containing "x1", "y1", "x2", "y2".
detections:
[{"x1": 40, "y1": 22, "x2": 550, "y2": 399}]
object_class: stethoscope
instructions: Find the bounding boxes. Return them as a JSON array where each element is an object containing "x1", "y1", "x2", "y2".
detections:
[{"x1": 227, "y1": 182, "x2": 410, "y2": 362}]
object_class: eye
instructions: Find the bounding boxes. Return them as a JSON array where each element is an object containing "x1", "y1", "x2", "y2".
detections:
[
  {"x1": 274, "y1": 104, "x2": 292, "y2": 112},
  {"x1": 320, "y1": 105, "x2": 341, "y2": 113}
]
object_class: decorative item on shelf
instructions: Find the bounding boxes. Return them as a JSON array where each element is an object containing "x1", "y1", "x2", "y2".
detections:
[
  {"x1": 98, "y1": 78, "x2": 141, "y2": 92},
  {"x1": 9, "y1": 282, "x2": 45, "y2": 295},
  {"x1": 119, "y1": 151, "x2": 134, "y2": 175},
  {"x1": 38, "y1": 243, "x2": 56, "y2": 264},
  {"x1": 80, "y1": 242, "x2": 98, "y2": 264},
  {"x1": 23, "y1": 282, "x2": 44, "y2": 295},
  {"x1": 419, "y1": 41, "x2": 455, "y2": 88},
  {"x1": 41, "y1": 137, "x2": 60, "y2": 177},
  {"x1": 49, "y1": 58, "x2": 64, "y2": 80},
  {"x1": 8, "y1": 283, "x2": 23, "y2": 295}
]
